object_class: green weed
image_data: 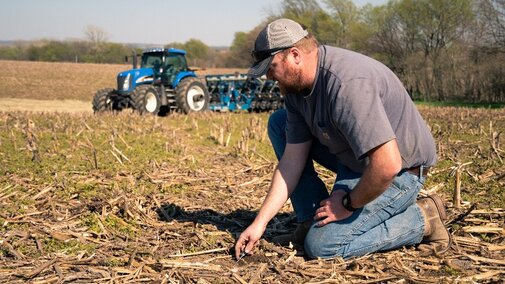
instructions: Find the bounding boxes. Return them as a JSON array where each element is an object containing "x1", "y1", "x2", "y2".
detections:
[
  {"x1": 42, "y1": 238, "x2": 97, "y2": 255},
  {"x1": 104, "y1": 214, "x2": 137, "y2": 238}
]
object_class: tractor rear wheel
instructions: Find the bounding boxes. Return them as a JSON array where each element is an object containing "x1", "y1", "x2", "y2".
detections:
[
  {"x1": 175, "y1": 78, "x2": 209, "y2": 113},
  {"x1": 92, "y1": 88, "x2": 114, "y2": 113},
  {"x1": 134, "y1": 86, "x2": 161, "y2": 115}
]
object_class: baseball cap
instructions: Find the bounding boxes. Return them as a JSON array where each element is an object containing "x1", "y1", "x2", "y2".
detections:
[{"x1": 248, "y1": 18, "x2": 308, "y2": 77}]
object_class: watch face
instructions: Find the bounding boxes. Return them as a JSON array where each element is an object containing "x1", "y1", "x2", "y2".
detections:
[
  {"x1": 343, "y1": 196, "x2": 349, "y2": 206},
  {"x1": 342, "y1": 193, "x2": 355, "y2": 211}
]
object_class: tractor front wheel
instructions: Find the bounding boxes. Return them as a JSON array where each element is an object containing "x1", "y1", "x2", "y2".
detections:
[
  {"x1": 175, "y1": 78, "x2": 209, "y2": 113},
  {"x1": 92, "y1": 88, "x2": 115, "y2": 113},
  {"x1": 134, "y1": 86, "x2": 161, "y2": 115}
]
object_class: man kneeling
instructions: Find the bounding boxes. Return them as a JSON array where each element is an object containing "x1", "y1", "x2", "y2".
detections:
[{"x1": 235, "y1": 18, "x2": 451, "y2": 259}]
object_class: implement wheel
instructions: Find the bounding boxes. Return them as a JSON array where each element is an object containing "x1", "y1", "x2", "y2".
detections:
[{"x1": 175, "y1": 78, "x2": 209, "y2": 113}]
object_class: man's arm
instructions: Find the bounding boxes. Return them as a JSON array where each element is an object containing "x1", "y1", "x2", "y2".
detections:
[
  {"x1": 314, "y1": 138, "x2": 402, "y2": 226},
  {"x1": 349, "y1": 138, "x2": 402, "y2": 207},
  {"x1": 235, "y1": 140, "x2": 312, "y2": 259}
]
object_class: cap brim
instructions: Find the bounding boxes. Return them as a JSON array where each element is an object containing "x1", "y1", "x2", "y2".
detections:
[{"x1": 248, "y1": 56, "x2": 273, "y2": 77}]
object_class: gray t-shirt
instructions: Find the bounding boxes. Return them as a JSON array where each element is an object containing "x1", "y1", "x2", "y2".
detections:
[{"x1": 285, "y1": 45, "x2": 436, "y2": 173}]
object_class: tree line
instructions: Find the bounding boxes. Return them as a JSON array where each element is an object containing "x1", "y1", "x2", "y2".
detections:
[{"x1": 1, "y1": 0, "x2": 503, "y2": 103}]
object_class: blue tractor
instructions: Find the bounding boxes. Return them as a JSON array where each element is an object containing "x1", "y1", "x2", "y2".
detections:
[{"x1": 92, "y1": 48, "x2": 210, "y2": 115}]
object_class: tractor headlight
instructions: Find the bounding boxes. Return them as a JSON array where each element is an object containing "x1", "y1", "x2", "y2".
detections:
[{"x1": 122, "y1": 74, "x2": 131, "y2": 91}]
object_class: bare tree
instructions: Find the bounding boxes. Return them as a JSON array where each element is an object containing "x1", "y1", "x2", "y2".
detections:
[
  {"x1": 478, "y1": 0, "x2": 505, "y2": 47},
  {"x1": 83, "y1": 25, "x2": 109, "y2": 63},
  {"x1": 84, "y1": 25, "x2": 109, "y2": 45}
]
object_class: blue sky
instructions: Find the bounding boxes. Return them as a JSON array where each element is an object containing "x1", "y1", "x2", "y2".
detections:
[{"x1": 0, "y1": 0, "x2": 386, "y2": 47}]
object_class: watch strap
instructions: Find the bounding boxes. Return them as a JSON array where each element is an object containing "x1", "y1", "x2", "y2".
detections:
[{"x1": 342, "y1": 192, "x2": 358, "y2": 211}]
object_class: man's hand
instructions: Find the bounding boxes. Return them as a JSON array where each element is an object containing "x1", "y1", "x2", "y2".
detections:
[
  {"x1": 234, "y1": 222, "x2": 265, "y2": 260},
  {"x1": 313, "y1": 190, "x2": 353, "y2": 227}
]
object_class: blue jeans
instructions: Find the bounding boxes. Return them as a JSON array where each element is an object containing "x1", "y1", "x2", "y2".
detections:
[{"x1": 268, "y1": 109, "x2": 425, "y2": 259}]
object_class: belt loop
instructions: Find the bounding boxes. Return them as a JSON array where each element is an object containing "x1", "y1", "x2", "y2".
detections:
[{"x1": 420, "y1": 165, "x2": 424, "y2": 178}]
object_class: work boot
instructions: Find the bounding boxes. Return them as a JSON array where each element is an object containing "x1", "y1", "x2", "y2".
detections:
[
  {"x1": 272, "y1": 220, "x2": 312, "y2": 247},
  {"x1": 416, "y1": 195, "x2": 452, "y2": 255}
]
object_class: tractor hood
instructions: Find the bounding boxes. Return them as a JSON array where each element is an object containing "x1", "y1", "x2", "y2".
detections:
[{"x1": 117, "y1": 68, "x2": 154, "y2": 93}]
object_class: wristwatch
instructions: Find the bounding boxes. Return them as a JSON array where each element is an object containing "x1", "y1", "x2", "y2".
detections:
[{"x1": 341, "y1": 192, "x2": 358, "y2": 212}]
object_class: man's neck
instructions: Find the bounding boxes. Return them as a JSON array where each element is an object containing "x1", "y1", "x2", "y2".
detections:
[{"x1": 302, "y1": 48, "x2": 319, "y2": 90}]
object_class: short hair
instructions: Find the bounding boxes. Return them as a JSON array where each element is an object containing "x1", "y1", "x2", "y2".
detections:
[
  {"x1": 294, "y1": 34, "x2": 319, "y2": 52},
  {"x1": 279, "y1": 33, "x2": 319, "y2": 61}
]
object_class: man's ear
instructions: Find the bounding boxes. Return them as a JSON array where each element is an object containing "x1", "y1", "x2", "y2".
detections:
[{"x1": 290, "y1": 47, "x2": 302, "y2": 64}]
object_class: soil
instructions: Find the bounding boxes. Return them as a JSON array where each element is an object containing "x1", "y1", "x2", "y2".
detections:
[{"x1": 0, "y1": 98, "x2": 91, "y2": 113}]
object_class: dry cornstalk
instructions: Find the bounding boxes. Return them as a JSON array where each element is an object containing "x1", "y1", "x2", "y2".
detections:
[
  {"x1": 112, "y1": 144, "x2": 131, "y2": 163},
  {"x1": 24, "y1": 259, "x2": 58, "y2": 279},
  {"x1": 93, "y1": 148, "x2": 98, "y2": 169},
  {"x1": 452, "y1": 162, "x2": 472, "y2": 209},
  {"x1": 225, "y1": 133, "x2": 231, "y2": 147},
  {"x1": 463, "y1": 253, "x2": 505, "y2": 265},
  {"x1": 219, "y1": 127, "x2": 224, "y2": 145},
  {"x1": 232, "y1": 272, "x2": 248, "y2": 284},
  {"x1": 110, "y1": 150, "x2": 124, "y2": 165},
  {"x1": 32, "y1": 186, "x2": 52, "y2": 200},
  {"x1": 24, "y1": 120, "x2": 40, "y2": 162},
  {"x1": 248, "y1": 263, "x2": 268, "y2": 284},
  {"x1": 454, "y1": 165, "x2": 462, "y2": 209},
  {"x1": 461, "y1": 270, "x2": 504, "y2": 282},
  {"x1": 462, "y1": 226, "x2": 504, "y2": 235},
  {"x1": 158, "y1": 260, "x2": 222, "y2": 271},
  {"x1": 167, "y1": 247, "x2": 229, "y2": 258},
  {"x1": 192, "y1": 118, "x2": 199, "y2": 130},
  {"x1": 489, "y1": 120, "x2": 503, "y2": 164}
]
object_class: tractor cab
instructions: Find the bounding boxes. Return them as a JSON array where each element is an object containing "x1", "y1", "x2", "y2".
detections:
[{"x1": 141, "y1": 48, "x2": 189, "y2": 88}]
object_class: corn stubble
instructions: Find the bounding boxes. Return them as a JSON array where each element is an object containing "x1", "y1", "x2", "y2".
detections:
[{"x1": 0, "y1": 102, "x2": 503, "y2": 282}]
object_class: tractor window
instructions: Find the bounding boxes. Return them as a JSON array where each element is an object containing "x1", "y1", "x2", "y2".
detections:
[
  {"x1": 141, "y1": 53, "x2": 164, "y2": 68},
  {"x1": 165, "y1": 54, "x2": 187, "y2": 71}
]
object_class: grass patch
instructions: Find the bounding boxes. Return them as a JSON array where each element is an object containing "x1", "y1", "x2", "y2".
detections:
[
  {"x1": 42, "y1": 238, "x2": 97, "y2": 255},
  {"x1": 104, "y1": 214, "x2": 137, "y2": 237}
]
